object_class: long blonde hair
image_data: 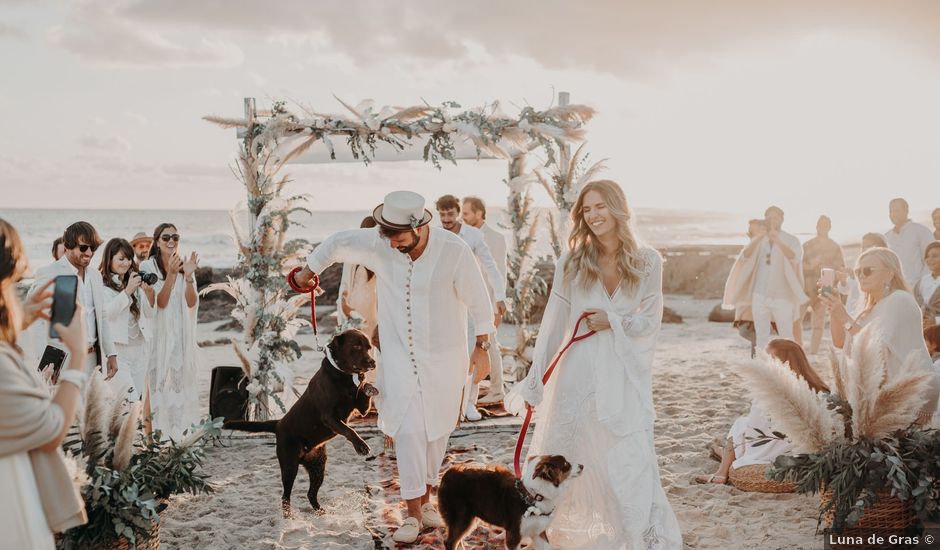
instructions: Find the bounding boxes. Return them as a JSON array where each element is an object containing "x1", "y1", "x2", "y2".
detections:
[
  {"x1": 564, "y1": 180, "x2": 646, "y2": 291},
  {"x1": 0, "y1": 219, "x2": 28, "y2": 348},
  {"x1": 856, "y1": 247, "x2": 910, "y2": 314}
]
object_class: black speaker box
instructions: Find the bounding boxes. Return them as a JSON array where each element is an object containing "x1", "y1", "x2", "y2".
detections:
[{"x1": 209, "y1": 366, "x2": 249, "y2": 422}]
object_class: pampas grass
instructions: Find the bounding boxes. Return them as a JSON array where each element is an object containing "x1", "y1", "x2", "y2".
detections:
[
  {"x1": 827, "y1": 347, "x2": 848, "y2": 401},
  {"x1": 82, "y1": 373, "x2": 111, "y2": 463},
  {"x1": 846, "y1": 333, "x2": 887, "y2": 439},
  {"x1": 737, "y1": 352, "x2": 842, "y2": 452},
  {"x1": 858, "y1": 350, "x2": 932, "y2": 439},
  {"x1": 112, "y1": 402, "x2": 141, "y2": 471}
]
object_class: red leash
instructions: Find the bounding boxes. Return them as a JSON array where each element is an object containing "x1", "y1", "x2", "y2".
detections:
[
  {"x1": 513, "y1": 311, "x2": 596, "y2": 478},
  {"x1": 287, "y1": 266, "x2": 322, "y2": 349}
]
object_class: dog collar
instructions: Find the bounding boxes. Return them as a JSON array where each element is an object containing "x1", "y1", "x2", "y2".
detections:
[
  {"x1": 324, "y1": 344, "x2": 360, "y2": 386},
  {"x1": 515, "y1": 479, "x2": 547, "y2": 517}
]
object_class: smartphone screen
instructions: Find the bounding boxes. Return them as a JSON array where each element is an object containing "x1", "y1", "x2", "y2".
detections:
[{"x1": 49, "y1": 275, "x2": 78, "y2": 339}]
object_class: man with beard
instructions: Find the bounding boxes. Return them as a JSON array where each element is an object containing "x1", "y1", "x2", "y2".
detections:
[
  {"x1": 26, "y1": 221, "x2": 116, "y2": 376},
  {"x1": 292, "y1": 191, "x2": 494, "y2": 544}
]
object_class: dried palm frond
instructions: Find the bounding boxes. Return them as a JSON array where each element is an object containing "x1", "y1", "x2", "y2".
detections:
[
  {"x1": 384, "y1": 106, "x2": 432, "y2": 122},
  {"x1": 827, "y1": 346, "x2": 848, "y2": 399},
  {"x1": 112, "y1": 402, "x2": 141, "y2": 470},
  {"x1": 82, "y1": 374, "x2": 111, "y2": 463},
  {"x1": 858, "y1": 351, "x2": 933, "y2": 439},
  {"x1": 233, "y1": 340, "x2": 252, "y2": 377},
  {"x1": 543, "y1": 104, "x2": 596, "y2": 124},
  {"x1": 736, "y1": 353, "x2": 842, "y2": 452},
  {"x1": 846, "y1": 333, "x2": 888, "y2": 438},
  {"x1": 203, "y1": 115, "x2": 249, "y2": 129}
]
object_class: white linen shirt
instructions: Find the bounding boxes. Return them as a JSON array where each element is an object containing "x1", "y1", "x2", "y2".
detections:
[
  {"x1": 306, "y1": 226, "x2": 495, "y2": 440},
  {"x1": 885, "y1": 221, "x2": 934, "y2": 286},
  {"x1": 456, "y1": 223, "x2": 507, "y2": 302},
  {"x1": 918, "y1": 272, "x2": 940, "y2": 306},
  {"x1": 480, "y1": 222, "x2": 508, "y2": 284}
]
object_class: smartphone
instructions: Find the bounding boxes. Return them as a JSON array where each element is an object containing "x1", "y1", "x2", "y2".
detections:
[
  {"x1": 819, "y1": 268, "x2": 835, "y2": 296},
  {"x1": 49, "y1": 275, "x2": 78, "y2": 339},
  {"x1": 37, "y1": 345, "x2": 67, "y2": 383}
]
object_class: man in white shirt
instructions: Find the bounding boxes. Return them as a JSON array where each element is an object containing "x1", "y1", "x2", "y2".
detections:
[
  {"x1": 885, "y1": 198, "x2": 934, "y2": 288},
  {"x1": 26, "y1": 222, "x2": 116, "y2": 376},
  {"x1": 462, "y1": 196, "x2": 508, "y2": 405},
  {"x1": 293, "y1": 191, "x2": 494, "y2": 544},
  {"x1": 914, "y1": 241, "x2": 940, "y2": 326},
  {"x1": 723, "y1": 207, "x2": 808, "y2": 350},
  {"x1": 435, "y1": 195, "x2": 506, "y2": 421}
]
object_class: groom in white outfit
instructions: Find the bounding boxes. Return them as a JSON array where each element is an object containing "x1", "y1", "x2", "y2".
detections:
[{"x1": 293, "y1": 191, "x2": 494, "y2": 543}]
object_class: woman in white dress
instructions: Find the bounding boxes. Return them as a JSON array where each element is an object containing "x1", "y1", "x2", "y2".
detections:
[
  {"x1": 99, "y1": 238, "x2": 155, "y2": 404},
  {"x1": 140, "y1": 223, "x2": 201, "y2": 441},
  {"x1": 507, "y1": 180, "x2": 682, "y2": 549},
  {"x1": 694, "y1": 338, "x2": 829, "y2": 485},
  {"x1": 822, "y1": 246, "x2": 939, "y2": 423},
  {"x1": 0, "y1": 218, "x2": 87, "y2": 549}
]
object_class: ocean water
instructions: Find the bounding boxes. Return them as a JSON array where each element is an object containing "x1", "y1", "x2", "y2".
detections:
[{"x1": 1, "y1": 207, "x2": 769, "y2": 272}]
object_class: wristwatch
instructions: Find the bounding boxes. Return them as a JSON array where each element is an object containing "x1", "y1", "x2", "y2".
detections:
[{"x1": 476, "y1": 340, "x2": 491, "y2": 351}]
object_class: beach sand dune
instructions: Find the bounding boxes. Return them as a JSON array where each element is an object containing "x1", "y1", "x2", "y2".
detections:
[{"x1": 160, "y1": 296, "x2": 821, "y2": 549}]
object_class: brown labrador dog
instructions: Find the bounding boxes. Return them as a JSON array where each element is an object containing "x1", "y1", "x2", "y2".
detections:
[{"x1": 224, "y1": 329, "x2": 377, "y2": 514}]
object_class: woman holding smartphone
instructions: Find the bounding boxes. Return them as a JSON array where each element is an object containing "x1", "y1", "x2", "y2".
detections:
[
  {"x1": 0, "y1": 218, "x2": 88, "y2": 548},
  {"x1": 140, "y1": 223, "x2": 200, "y2": 441},
  {"x1": 98, "y1": 238, "x2": 155, "y2": 404}
]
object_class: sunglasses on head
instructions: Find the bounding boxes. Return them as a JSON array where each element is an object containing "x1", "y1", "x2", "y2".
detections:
[
  {"x1": 77, "y1": 243, "x2": 98, "y2": 253},
  {"x1": 854, "y1": 266, "x2": 882, "y2": 278},
  {"x1": 160, "y1": 234, "x2": 180, "y2": 242}
]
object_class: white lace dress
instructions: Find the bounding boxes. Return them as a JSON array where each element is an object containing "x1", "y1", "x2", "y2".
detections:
[
  {"x1": 508, "y1": 248, "x2": 682, "y2": 549},
  {"x1": 141, "y1": 258, "x2": 200, "y2": 441}
]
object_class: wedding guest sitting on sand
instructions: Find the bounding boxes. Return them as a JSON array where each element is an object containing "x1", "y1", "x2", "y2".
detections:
[
  {"x1": 885, "y1": 198, "x2": 933, "y2": 288},
  {"x1": 0, "y1": 218, "x2": 88, "y2": 547},
  {"x1": 913, "y1": 241, "x2": 940, "y2": 327},
  {"x1": 51, "y1": 237, "x2": 65, "y2": 262},
  {"x1": 821, "y1": 247, "x2": 940, "y2": 424},
  {"x1": 694, "y1": 339, "x2": 828, "y2": 485},
  {"x1": 924, "y1": 325, "x2": 940, "y2": 368}
]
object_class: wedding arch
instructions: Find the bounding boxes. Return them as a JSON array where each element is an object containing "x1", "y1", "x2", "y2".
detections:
[{"x1": 203, "y1": 94, "x2": 595, "y2": 419}]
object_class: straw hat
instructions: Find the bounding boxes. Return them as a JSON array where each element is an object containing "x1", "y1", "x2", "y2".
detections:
[
  {"x1": 372, "y1": 191, "x2": 433, "y2": 231},
  {"x1": 130, "y1": 232, "x2": 153, "y2": 246}
]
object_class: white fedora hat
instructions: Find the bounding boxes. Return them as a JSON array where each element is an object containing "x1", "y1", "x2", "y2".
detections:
[{"x1": 372, "y1": 191, "x2": 433, "y2": 231}]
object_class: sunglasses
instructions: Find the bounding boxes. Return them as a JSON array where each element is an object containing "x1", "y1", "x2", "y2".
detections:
[
  {"x1": 77, "y1": 243, "x2": 98, "y2": 253},
  {"x1": 160, "y1": 234, "x2": 181, "y2": 242},
  {"x1": 854, "y1": 266, "x2": 882, "y2": 278}
]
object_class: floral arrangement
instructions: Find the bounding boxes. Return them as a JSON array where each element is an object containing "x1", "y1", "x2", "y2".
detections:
[
  {"x1": 737, "y1": 333, "x2": 940, "y2": 531},
  {"x1": 204, "y1": 97, "x2": 594, "y2": 412},
  {"x1": 56, "y1": 375, "x2": 222, "y2": 549}
]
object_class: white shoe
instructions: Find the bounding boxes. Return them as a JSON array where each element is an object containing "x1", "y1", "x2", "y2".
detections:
[
  {"x1": 463, "y1": 404, "x2": 482, "y2": 422},
  {"x1": 421, "y1": 503, "x2": 444, "y2": 528},
  {"x1": 392, "y1": 517, "x2": 421, "y2": 543}
]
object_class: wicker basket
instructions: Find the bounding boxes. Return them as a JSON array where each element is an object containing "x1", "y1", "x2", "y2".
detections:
[
  {"x1": 728, "y1": 464, "x2": 796, "y2": 493},
  {"x1": 821, "y1": 489, "x2": 915, "y2": 531}
]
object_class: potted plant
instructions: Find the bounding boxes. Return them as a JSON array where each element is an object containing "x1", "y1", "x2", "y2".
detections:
[
  {"x1": 55, "y1": 374, "x2": 222, "y2": 550},
  {"x1": 737, "y1": 333, "x2": 940, "y2": 541}
]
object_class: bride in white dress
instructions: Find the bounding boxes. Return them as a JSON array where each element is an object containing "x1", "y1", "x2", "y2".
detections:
[{"x1": 508, "y1": 180, "x2": 682, "y2": 549}]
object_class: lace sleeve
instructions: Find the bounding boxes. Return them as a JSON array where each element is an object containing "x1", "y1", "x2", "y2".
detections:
[{"x1": 618, "y1": 249, "x2": 663, "y2": 337}]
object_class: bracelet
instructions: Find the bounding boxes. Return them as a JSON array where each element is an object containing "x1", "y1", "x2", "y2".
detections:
[
  {"x1": 185, "y1": 277, "x2": 195, "y2": 284},
  {"x1": 58, "y1": 369, "x2": 88, "y2": 389}
]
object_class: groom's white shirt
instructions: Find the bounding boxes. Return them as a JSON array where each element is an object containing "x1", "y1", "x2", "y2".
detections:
[
  {"x1": 307, "y1": 226, "x2": 495, "y2": 440},
  {"x1": 24, "y1": 256, "x2": 116, "y2": 365}
]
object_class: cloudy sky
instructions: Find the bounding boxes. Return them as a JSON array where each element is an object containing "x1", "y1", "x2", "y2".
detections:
[{"x1": 1, "y1": 0, "x2": 939, "y2": 231}]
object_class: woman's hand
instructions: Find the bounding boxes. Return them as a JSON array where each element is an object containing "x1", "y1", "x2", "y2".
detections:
[
  {"x1": 584, "y1": 309, "x2": 611, "y2": 332},
  {"x1": 125, "y1": 272, "x2": 142, "y2": 295},
  {"x1": 821, "y1": 292, "x2": 851, "y2": 326},
  {"x1": 167, "y1": 253, "x2": 184, "y2": 276},
  {"x1": 182, "y1": 251, "x2": 199, "y2": 277},
  {"x1": 105, "y1": 356, "x2": 118, "y2": 380},
  {"x1": 340, "y1": 290, "x2": 353, "y2": 317},
  {"x1": 54, "y1": 306, "x2": 88, "y2": 362},
  {"x1": 21, "y1": 278, "x2": 54, "y2": 330}
]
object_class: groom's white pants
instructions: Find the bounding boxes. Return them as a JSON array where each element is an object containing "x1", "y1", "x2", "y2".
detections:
[{"x1": 394, "y1": 391, "x2": 449, "y2": 500}]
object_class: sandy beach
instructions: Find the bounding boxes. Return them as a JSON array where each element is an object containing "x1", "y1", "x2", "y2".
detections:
[{"x1": 159, "y1": 294, "x2": 824, "y2": 549}]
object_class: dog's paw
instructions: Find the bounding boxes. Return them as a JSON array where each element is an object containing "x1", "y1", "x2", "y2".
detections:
[
  {"x1": 361, "y1": 383, "x2": 379, "y2": 397},
  {"x1": 354, "y1": 440, "x2": 371, "y2": 456}
]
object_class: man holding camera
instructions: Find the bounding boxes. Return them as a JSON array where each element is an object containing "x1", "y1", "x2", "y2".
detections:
[
  {"x1": 723, "y1": 207, "x2": 808, "y2": 350},
  {"x1": 25, "y1": 221, "x2": 116, "y2": 376}
]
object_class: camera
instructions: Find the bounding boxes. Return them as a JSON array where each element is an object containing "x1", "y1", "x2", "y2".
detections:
[{"x1": 139, "y1": 272, "x2": 159, "y2": 285}]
